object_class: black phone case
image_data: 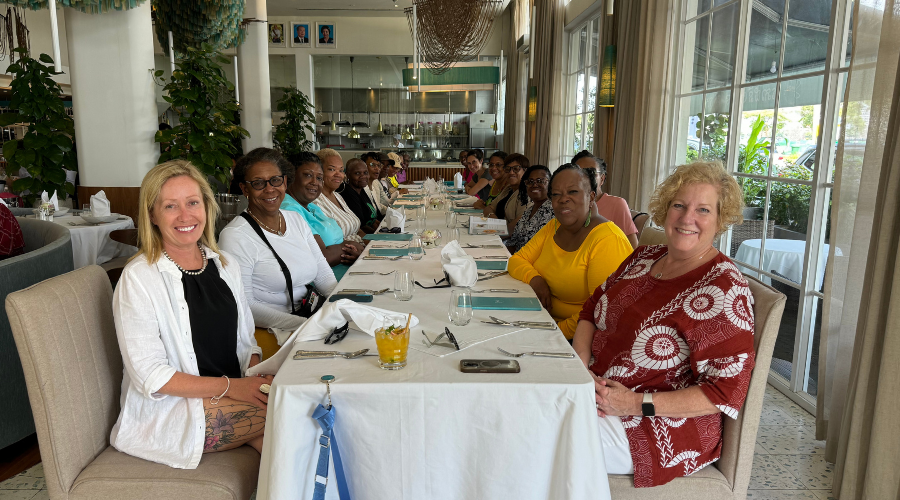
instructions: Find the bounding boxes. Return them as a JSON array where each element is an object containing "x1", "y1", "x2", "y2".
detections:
[{"x1": 459, "y1": 359, "x2": 521, "y2": 373}]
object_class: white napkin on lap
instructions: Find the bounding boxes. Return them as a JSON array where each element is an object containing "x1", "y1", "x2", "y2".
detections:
[
  {"x1": 90, "y1": 190, "x2": 111, "y2": 216},
  {"x1": 441, "y1": 240, "x2": 478, "y2": 287},
  {"x1": 385, "y1": 207, "x2": 406, "y2": 232},
  {"x1": 454, "y1": 171, "x2": 464, "y2": 189},
  {"x1": 455, "y1": 196, "x2": 478, "y2": 207},
  {"x1": 41, "y1": 191, "x2": 59, "y2": 210},
  {"x1": 248, "y1": 300, "x2": 420, "y2": 375}
]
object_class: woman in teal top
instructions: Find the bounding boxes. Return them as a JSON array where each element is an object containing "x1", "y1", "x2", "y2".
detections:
[{"x1": 282, "y1": 152, "x2": 364, "y2": 280}]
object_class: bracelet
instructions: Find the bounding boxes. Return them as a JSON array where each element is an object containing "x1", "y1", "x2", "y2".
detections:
[{"x1": 210, "y1": 375, "x2": 229, "y2": 405}]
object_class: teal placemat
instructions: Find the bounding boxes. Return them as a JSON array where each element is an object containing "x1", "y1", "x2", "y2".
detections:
[
  {"x1": 364, "y1": 233, "x2": 414, "y2": 241},
  {"x1": 370, "y1": 248, "x2": 410, "y2": 257},
  {"x1": 453, "y1": 208, "x2": 483, "y2": 214},
  {"x1": 470, "y1": 297, "x2": 541, "y2": 311},
  {"x1": 476, "y1": 260, "x2": 508, "y2": 270},
  {"x1": 445, "y1": 181, "x2": 455, "y2": 186},
  {"x1": 397, "y1": 203, "x2": 424, "y2": 209}
]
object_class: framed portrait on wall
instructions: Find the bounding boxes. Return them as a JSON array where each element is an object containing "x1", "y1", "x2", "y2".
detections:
[
  {"x1": 315, "y1": 22, "x2": 336, "y2": 48},
  {"x1": 268, "y1": 23, "x2": 286, "y2": 47},
  {"x1": 291, "y1": 22, "x2": 311, "y2": 47}
]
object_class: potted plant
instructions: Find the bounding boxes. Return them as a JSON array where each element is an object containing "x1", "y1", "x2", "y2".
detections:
[
  {"x1": 738, "y1": 115, "x2": 770, "y2": 220},
  {"x1": 154, "y1": 43, "x2": 248, "y2": 191},
  {"x1": 0, "y1": 49, "x2": 76, "y2": 207},
  {"x1": 273, "y1": 86, "x2": 317, "y2": 160}
]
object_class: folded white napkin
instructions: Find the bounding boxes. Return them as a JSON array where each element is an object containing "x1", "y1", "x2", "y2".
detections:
[
  {"x1": 248, "y1": 300, "x2": 420, "y2": 375},
  {"x1": 423, "y1": 178, "x2": 438, "y2": 193},
  {"x1": 454, "y1": 172, "x2": 464, "y2": 189},
  {"x1": 0, "y1": 196, "x2": 7, "y2": 207},
  {"x1": 40, "y1": 190, "x2": 59, "y2": 210},
  {"x1": 441, "y1": 240, "x2": 478, "y2": 287},
  {"x1": 455, "y1": 196, "x2": 478, "y2": 207},
  {"x1": 90, "y1": 190, "x2": 111, "y2": 216},
  {"x1": 385, "y1": 207, "x2": 406, "y2": 232}
]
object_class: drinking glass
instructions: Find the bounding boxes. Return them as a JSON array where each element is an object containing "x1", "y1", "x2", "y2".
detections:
[
  {"x1": 82, "y1": 203, "x2": 92, "y2": 216},
  {"x1": 394, "y1": 271, "x2": 415, "y2": 301},
  {"x1": 448, "y1": 211, "x2": 458, "y2": 228},
  {"x1": 414, "y1": 216, "x2": 426, "y2": 235},
  {"x1": 374, "y1": 317, "x2": 410, "y2": 370},
  {"x1": 448, "y1": 289, "x2": 474, "y2": 326},
  {"x1": 448, "y1": 227, "x2": 461, "y2": 244},
  {"x1": 445, "y1": 210, "x2": 455, "y2": 228},
  {"x1": 408, "y1": 236, "x2": 425, "y2": 260},
  {"x1": 416, "y1": 205, "x2": 427, "y2": 221}
]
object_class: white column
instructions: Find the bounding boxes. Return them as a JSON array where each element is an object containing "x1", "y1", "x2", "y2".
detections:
[
  {"x1": 64, "y1": 3, "x2": 158, "y2": 186},
  {"x1": 237, "y1": 0, "x2": 273, "y2": 152}
]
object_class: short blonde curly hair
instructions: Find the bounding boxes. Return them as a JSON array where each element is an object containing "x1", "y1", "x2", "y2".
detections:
[{"x1": 647, "y1": 160, "x2": 744, "y2": 236}]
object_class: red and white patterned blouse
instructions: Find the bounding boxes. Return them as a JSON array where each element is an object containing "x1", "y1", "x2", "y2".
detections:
[
  {"x1": 579, "y1": 244, "x2": 755, "y2": 487},
  {"x1": 0, "y1": 202, "x2": 25, "y2": 260}
]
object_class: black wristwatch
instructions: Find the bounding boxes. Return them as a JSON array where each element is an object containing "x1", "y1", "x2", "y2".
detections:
[{"x1": 641, "y1": 393, "x2": 656, "y2": 417}]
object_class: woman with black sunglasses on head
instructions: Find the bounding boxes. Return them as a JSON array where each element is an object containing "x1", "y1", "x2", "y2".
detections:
[{"x1": 219, "y1": 148, "x2": 337, "y2": 332}]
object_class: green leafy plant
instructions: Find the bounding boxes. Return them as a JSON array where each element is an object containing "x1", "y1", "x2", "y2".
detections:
[
  {"x1": 737, "y1": 115, "x2": 770, "y2": 207},
  {"x1": 0, "y1": 49, "x2": 76, "y2": 206},
  {"x1": 154, "y1": 43, "x2": 248, "y2": 190},
  {"x1": 273, "y1": 86, "x2": 317, "y2": 159}
]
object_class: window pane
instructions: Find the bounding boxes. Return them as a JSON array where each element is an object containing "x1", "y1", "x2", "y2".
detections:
[
  {"x1": 584, "y1": 112, "x2": 595, "y2": 153},
  {"x1": 842, "y1": 7, "x2": 853, "y2": 67},
  {"x1": 708, "y1": 3, "x2": 739, "y2": 89},
  {"x1": 686, "y1": 0, "x2": 712, "y2": 18},
  {"x1": 564, "y1": 115, "x2": 577, "y2": 158},
  {"x1": 574, "y1": 114, "x2": 583, "y2": 152},
  {"x1": 700, "y1": 89, "x2": 731, "y2": 162},
  {"x1": 730, "y1": 177, "x2": 772, "y2": 260},
  {"x1": 769, "y1": 275, "x2": 800, "y2": 385},
  {"x1": 563, "y1": 72, "x2": 578, "y2": 116},
  {"x1": 745, "y1": 1, "x2": 784, "y2": 83},
  {"x1": 770, "y1": 180, "x2": 811, "y2": 241},
  {"x1": 785, "y1": 0, "x2": 833, "y2": 77},
  {"x1": 679, "y1": 94, "x2": 704, "y2": 164},
  {"x1": 578, "y1": 26, "x2": 588, "y2": 71},
  {"x1": 805, "y1": 296, "x2": 823, "y2": 396},
  {"x1": 740, "y1": 82, "x2": 777, "y2": 179},
  {"x1": 569, "y1": 31, "x2": 581, "y2": 73},
  {"x1": 575, "y1": 71, "x2": 585, "y2": 114},
  {"x1": 590, "y1": 17, "x2": 601, "y2": 68},
  {"x1": 681, "y1": 17, "x2": 710, "y2": 92},
  {"x1": 773, "y1": 75, "x2": 824, "y2": 178},
  {"x1": 587, "y1": 65, "x2": 598, "y2": 111},
  {"x1": 830, "y1": 72, "x2": 849, "y2": 183}
]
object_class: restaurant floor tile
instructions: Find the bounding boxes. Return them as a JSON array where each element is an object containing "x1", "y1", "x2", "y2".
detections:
[{"x1": 0, "y1": 384, "x2": 831, "y2": 499}]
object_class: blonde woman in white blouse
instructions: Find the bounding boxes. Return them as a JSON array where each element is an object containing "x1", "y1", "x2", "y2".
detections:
[{"x1": 313, "y1": 148, "x2": 365, "y2": 244}]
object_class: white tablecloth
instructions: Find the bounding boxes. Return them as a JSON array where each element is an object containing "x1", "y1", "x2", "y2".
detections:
[
  {"x1": 257, "y1": 201, "x2": 610, "y2": 500},
  {"x1": 734, "y1": 238, "x2": 832, "y2": 290},
  {"x1": 22, "y1": 214, "x2": 136, "y2": 268}
]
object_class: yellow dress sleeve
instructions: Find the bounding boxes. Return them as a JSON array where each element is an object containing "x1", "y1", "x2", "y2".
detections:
[
  {"x1": 508, "y1": 219, "x2": 556, "y2": 286},
  {"x1": 556, "y1": 223, "x2": 634, "y2": 337}
]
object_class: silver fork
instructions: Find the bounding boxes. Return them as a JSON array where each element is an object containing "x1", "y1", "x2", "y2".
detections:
[
  {"x1": 293, "y1": 349, "x2": 370, "y2": 359},
  {"x1": 497, "y1": 347, "x2": 575, "y2": 358},
  {"x1": 349, "y1": 271, "x2": 396, "y2": 276}
]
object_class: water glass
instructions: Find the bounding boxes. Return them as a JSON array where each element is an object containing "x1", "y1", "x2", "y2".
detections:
[
  {"x1": 448, "y1": 211, "x2": 458, "y2": 228},
  {"x1": 414, "y1": 216, "x2": 426, "y2": 235},
  {"x1": 82, "y1": 203, "x2": 92, "y2": 216},
  {"x1": 416, "y1": 205, "x2": 427, "y2": 221},
  {"x1": 448, "y1": 227, "x2": 461, "y2": 243},
  {"x1": 445, "y1": 210, "x2": 455, "y2": 228},
  {"x1": 448, "y1": 289, "x2": 474, "y2": 326},
  {"x1": 394, "y1": 271, "x2": 415, "y2": 301},
  {"x1": 408, "y1": 236, "x2": 425, "y2": 260}
]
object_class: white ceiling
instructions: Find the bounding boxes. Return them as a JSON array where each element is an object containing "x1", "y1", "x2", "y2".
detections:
[{"x1": 267, "y1": 0, "x2": 413, "y2": 17}]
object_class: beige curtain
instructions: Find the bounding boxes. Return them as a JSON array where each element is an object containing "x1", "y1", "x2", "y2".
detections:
[
  {"x1": 817, "y1": 0, "x2": 900, "y2": 471},
  {"x1": 602, "y1": 0, "x2": 678, "y2": 210},
  {"x1": 503, "y1": 3, "x2": 523, "y2": 154},
  {"x1": 526, "y1": 0, "x2": 565, "y2": 166}
]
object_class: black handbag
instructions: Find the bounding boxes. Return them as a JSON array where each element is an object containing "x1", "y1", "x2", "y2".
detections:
[{"x1": 239, "y1": 212, "x2": 324, "y2": 317}]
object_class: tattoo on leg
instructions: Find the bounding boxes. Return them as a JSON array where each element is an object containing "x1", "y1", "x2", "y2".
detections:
[{"x1": 204, "y1": 404, "x2": 266, "y2": 452}]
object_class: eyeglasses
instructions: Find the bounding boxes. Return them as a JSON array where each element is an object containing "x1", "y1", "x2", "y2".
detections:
[
  {"x1": 367, "y1": 162, "x2": 382, "y2": 168},
  {"x1": 244, "y1": 175, "x2": 285, "y2": 190},
  {"x1": 503, "y1": 165, "x2": 524, "y2": 173},
  {"x1": 524, "y1": 178, "x2": 549, "y2": 186}
]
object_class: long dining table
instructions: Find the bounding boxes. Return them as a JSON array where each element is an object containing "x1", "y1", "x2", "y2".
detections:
[{"x1": 255, "y1": 189, "x2": 611, "y2": 500}]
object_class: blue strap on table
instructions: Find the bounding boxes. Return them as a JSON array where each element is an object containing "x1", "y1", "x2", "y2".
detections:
[{"x1": 312, "y1": 404, "x2": 351, "y2": 500}]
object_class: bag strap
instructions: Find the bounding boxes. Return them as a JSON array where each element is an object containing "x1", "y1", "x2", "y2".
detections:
[{"x1": 239, "y1": 211, "x2": 297, "y2": 314}]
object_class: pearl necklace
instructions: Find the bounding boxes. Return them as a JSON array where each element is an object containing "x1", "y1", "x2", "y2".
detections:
[
  {"x1": 247, "y1": 208, "x2": 284, "y2": 236},
  {"x1": 163, "y1": 243, "x2": 208, "y2": 276},
  {"x1": 654, "y1": 246, "x2": 715, "y2": 279}
]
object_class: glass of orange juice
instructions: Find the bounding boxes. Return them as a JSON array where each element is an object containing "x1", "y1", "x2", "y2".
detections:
[{"x1": 374, "y1": 320, "x2": 410, "y2": 370}]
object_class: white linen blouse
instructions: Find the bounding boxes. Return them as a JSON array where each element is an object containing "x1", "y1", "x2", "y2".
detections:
[
  {"x1": 370, "y1": 178, "x2": 398, "y2": 214},
  {"x1": 110, "y1": 247, "x2": 261, "y2": 469},
  {"x1": 313, "y1": 192, "x2": 365, "y2": 243},
  {"x1": 218, "y1": 210, "x2": 338, "y2": 330}
]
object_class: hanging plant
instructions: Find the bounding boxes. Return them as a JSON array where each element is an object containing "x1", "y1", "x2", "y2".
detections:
[
  {"x1": 273, "y1": 86, "x2": 317, "y2": 160},
  {"x1": 4, "y1": 0, "x2": 147, "y2": 14},
  {"x1": 154, "y1": 43, "x2": 248, "y2": 191},
  {"x1": 0, "y1": 49, "x2": 76, "y2": 206}
]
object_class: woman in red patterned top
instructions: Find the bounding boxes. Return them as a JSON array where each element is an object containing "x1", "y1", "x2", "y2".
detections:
[{"x1": 573, "y1": 161, "x2": 755, "y2": 487}]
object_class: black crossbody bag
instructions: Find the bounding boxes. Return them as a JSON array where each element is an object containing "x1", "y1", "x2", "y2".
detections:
[{"x1": 239, "y1": 212, "x2": 323, "y2": 317}]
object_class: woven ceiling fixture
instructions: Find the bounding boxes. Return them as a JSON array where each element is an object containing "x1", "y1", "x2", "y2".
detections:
[
  {"x1": 404, "y1": 0, "x2": 501, "y2": 75},
  {"x1": 4, "y1": 0, "x2": 146, "y2": 14},
  {"x1": 153, "y1": 0, "x2": 245, "y2": 53}
]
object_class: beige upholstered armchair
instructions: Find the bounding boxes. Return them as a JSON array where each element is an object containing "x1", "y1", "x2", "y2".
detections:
[{"x1": 5, "y1": 265, "x2": 260, "y2": 500}]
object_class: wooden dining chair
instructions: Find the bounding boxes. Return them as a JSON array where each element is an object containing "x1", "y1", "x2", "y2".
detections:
[
  {"x1": 5, "y1": 265, "x2": 260, "y2": 500},
  {"x1": 606, "y1": 274, "x2": 786, "y2": 499}
]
